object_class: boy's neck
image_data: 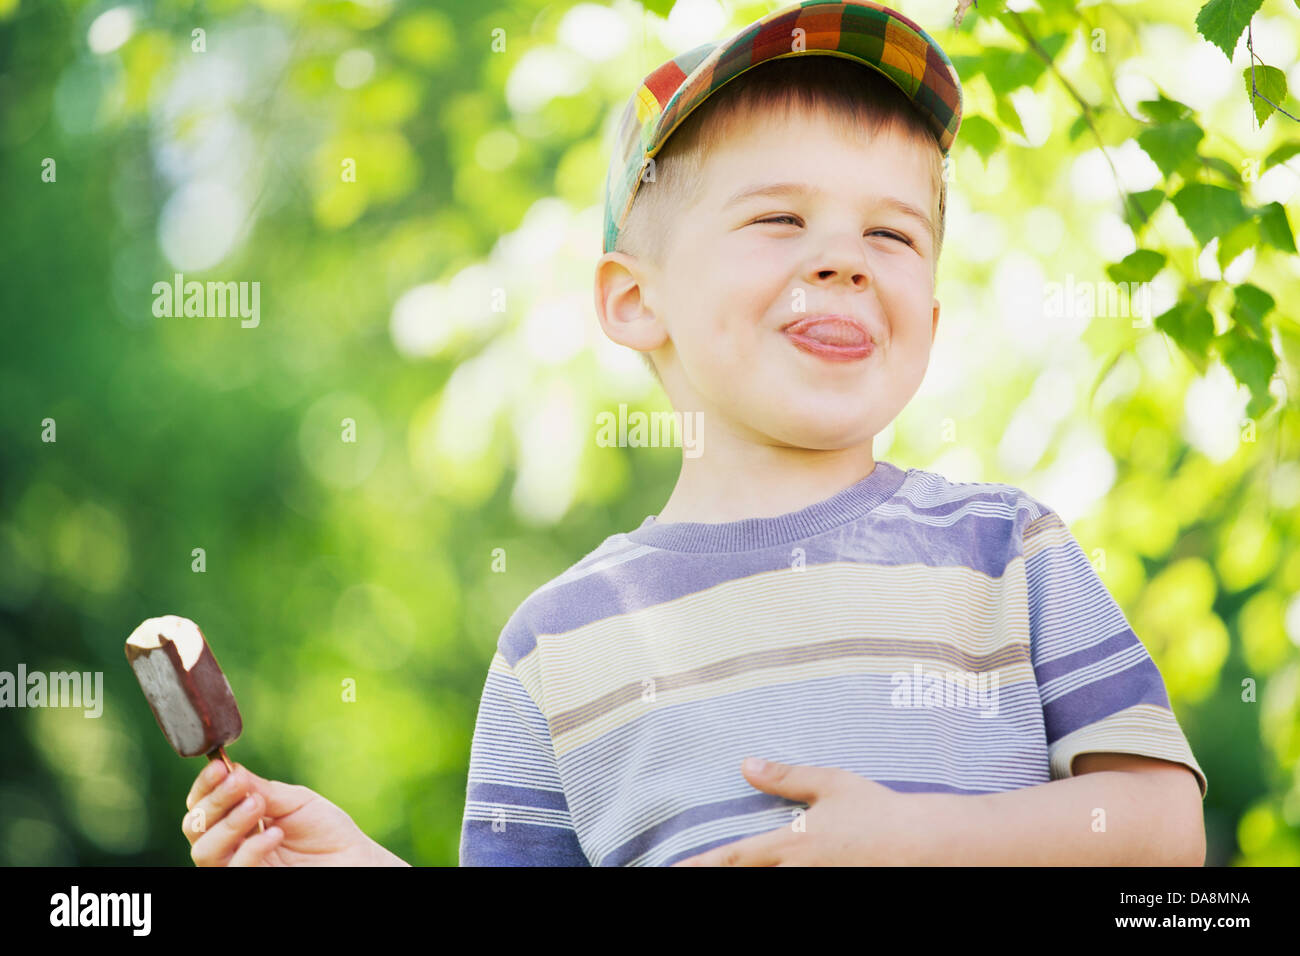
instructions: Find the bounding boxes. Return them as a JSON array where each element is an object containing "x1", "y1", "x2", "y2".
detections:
[{"x1": 653, "y1": 440, "x2": 877, "y2": 525}]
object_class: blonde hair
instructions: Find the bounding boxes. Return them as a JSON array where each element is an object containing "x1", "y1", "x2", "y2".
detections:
[{"x1": 616, "y1": 55, "x2": 948, "y2": 383}]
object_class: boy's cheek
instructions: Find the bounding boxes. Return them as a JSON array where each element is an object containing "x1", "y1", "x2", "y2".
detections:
[{"x1": 722, "y1": 239, "x2": 793, "y2": 274}]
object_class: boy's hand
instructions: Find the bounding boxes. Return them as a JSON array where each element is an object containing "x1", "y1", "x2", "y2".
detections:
[
  {"x1": 183, "y1": 759, "x2": 404, "y2": 866},
  {"x1": 671, "y1": 758, "x2": 914, "y2": 866}
]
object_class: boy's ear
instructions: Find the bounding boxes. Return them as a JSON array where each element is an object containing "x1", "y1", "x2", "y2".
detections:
[
  {"x1": 593, "y1": 252, "x2": 670, "y2": 354},
  {"x1": 931, "y1": 297, "x2": 940, "y2": 344}
]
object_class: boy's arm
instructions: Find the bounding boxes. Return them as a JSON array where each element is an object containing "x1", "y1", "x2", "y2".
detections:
[
  {"x1": 1015, "y1": 505, "x2": 1206, "y2": 859},
  {"x1": 459, "y1": 650, "x2": 590, "y2": 866},
  {"x1": 673, "y1": 752, "x2": 1203, "y2": 866},
  {"x1": 904, "y1": 752, "x2": 1205, "y2": 865}
]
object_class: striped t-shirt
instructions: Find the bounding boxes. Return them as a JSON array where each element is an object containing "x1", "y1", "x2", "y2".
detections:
[{"x1": 458, "y1": 459, "x2": 1206, "y2": 866}]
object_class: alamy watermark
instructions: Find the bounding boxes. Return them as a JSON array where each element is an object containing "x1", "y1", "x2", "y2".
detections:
[
  {"x1": 1, "y1": 665, "x2": 103, "y2": 717},
  {"x1": 49, "y1": 886, "x2": 150, "y2": 935},
  {"x1": 152, "y1": 273, "x2": 260, "y2": 328},
  {"x1": 1043, "y1": 275, "x2": 1152, "y2": 326},
  {"x1": 595, "y1": 404, "x2": 703, "y2": 458},
  {"x1": 890, "y1": 663, "x2": 1000, "y2": 718}
]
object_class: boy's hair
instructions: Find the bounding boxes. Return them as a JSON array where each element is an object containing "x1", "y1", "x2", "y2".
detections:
[{"x1": 617, "y1": 55, "x2": 948, "y2": 384}]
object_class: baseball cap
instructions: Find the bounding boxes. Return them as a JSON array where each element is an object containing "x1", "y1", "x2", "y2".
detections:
[{"x1": 601, "y1": 0, "x2": 963, "y2": 255}]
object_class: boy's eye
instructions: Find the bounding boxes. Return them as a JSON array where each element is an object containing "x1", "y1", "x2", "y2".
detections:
[
  {"x1": 753, "y1": 216, "x2": 913, "y2": 247},
  {"x1": 871, "y1": 230, "x2": 914, "y2": 247}
]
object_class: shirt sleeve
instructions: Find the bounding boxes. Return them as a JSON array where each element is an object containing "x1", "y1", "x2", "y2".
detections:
[
  {"x1": 459, "y1": 649, "x2": 591, "y2": 865},
  {"x1": 1022, "y1": 507, "x2": 1208, "y2": 799}
]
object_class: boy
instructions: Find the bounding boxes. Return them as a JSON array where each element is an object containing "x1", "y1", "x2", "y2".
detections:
[
  {"x1": 458, "y1": 0, "x2": 1205, "y2": 866},
  {"x1": 180, "y1": 0, "x2": 1205, "y2": 867}
]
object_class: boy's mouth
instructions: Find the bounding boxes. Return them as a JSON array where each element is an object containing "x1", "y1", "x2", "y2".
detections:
[{"x1": 781, "y1": 314, "x2": 875, "y2": 362}]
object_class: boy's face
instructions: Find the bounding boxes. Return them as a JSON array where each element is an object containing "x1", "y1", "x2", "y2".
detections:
[{"x1": 600, "y1": 109, "x2": 941, "y2": 453}]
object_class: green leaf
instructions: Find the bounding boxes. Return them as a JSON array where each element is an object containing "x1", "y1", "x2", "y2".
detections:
[
  {"x1": 1257, "y1": 201, "x2": 1297, "y2": 252},
  {"x1": 1217, "y1": 218, "x2": 1258, "y2": 270},
  {"x1": 1156, "y1": 299, "x2": 1215, "y2": 366},
  {"x1": 1040, "y1": 32, "x2": 1072, "y2": 61},
  {"x1": 1035, "y1": 0, "x2": 1082, "y2": 13},
  {"x1": 995, "y1": 96, "x2": 1025, "y2": 138},
  {"x1": 1137, "y1": 120, "x2": 1204, "y2": 178},
  {"x1": 1137, "y1": 95, "x2": 1194, "y2": 123},
  {"x1": 640, "y1": 0, "x2": 677, "y2": 17},
  {"x1": 1122, "y1": 189, "x2": 1165, "y2": 231},
  {"x1": 1170, "y1": 183, "x2": 1250, "y2": 246},
  {"x1": 981, "y1": 49, "x2": 1035, "y2": 95},
  {"x1": 1243, "y1": 64, "x2": 1288, "y2": 126},
  {"x1": 992, "y1": 7, "x2": 1069, "y2": 48},
  {"x1": 982, "y1": 35, "x2": 1069, "y2": 95},
  {"x1": 1196, "y1": 0, "x2": 1266, "y2": 60},
  {"x1": 1106, "y1": 249, "x2": 1167, "y2": 283},
  {"x1": 958, "y1": 115, "x2": 1000, "y2": 163},
  {"x1": 950, "y1": 55, "x2": 984, "y2": 81},
  {"x1": 1215, "y1": 325, "x2": 1277, "y2": 418},
  {"x1": 1263, "y1": 141, "x2": 1300, "y2": 170},
  {"x1": 1231, "y1": 283, "x2": 1275, "y2": 336},
  {"x1": 1202, "y1": 156, "x2": 1243, "y2": 184},
  {"x1": 1068, "y1": 112, "x2": 1090, "y2": 143}
]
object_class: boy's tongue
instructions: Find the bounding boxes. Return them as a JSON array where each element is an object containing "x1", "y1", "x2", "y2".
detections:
[{"x1": 788, "y1": 318, "x2": 869, "y2": 347}]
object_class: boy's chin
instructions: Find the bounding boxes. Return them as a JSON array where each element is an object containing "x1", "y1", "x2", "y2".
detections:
[{"x1": 757, "y1": 411, "x2": 877, "y2": 451}]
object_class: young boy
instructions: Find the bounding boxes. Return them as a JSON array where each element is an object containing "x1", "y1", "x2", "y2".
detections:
[
  {"x1": 457, "y1": 0, "x2": 1206, "y2": 866},
  {"x1": 180, "y1": 0, "x2": 1205, "y2": 868}
]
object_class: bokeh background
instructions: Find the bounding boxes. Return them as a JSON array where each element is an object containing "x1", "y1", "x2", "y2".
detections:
[{"x1": 1, "y1": 0, "x2": 1298, "y2": 866}]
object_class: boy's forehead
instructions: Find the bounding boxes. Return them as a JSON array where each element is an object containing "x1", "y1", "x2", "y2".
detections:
[{"x1": 698, "y1": 118, "x2": 937, "y2": 200}]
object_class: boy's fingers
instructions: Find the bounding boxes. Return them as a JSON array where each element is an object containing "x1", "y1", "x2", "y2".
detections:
[
  {"x1": 184, "y1": 767, "x2": 255, "y2": 846},
  {"x1": 185, "y1": 759, "x2": 229, "y2": 811},
  {"x1": 221, "y1": 763, "x2": 295, "y2": 812},
  {"x1": 228, "y1": 826, "x2": 284, "y2": 867},
  {"x1": 189, "y1": 791, "x2": 265, "y2": 866},
  {"x1": 181, "y1": 805, "x2": 207, "y2": 845},
  {"x1": 260, "y1": 778, "x2": 315, "y2": 818},
  {"x1": 194, "y1": 761, "x2": 309, "y2": 820},
  {"x1": 182, "y1": 763, "x2": 302, "y2": 852},
  {"x1": 197, "y1": 765, "x2": 266, "y2": 823}
]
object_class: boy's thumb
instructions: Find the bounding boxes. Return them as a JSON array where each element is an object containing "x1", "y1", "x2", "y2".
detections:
[
  {"x1": 226, "y1": 762, "x2": 315, "y2": 817},
  {"x1": 256, "y1": 775, "x2": 316, "y2": 817}
]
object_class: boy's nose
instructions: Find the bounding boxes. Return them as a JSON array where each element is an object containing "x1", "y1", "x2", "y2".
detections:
[
  {"x1": 815, "y1": 267, "x2": 871, "y2": 285},
  {"x1": 810, "y1": 236, "x2": 875, "y2": 287},
  {"x1": 812, "y1": 262, "x2": 874, "y2": 289}
]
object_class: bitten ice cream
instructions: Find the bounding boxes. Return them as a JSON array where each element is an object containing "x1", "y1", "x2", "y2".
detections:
[{"x1": 125, "y1": 615, "x2": 243, "y2": 758}]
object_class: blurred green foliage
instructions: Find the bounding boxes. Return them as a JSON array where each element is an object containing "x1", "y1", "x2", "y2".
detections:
[{"x1": 0, "y1": 0, "x2": 1297, "y2": 866}]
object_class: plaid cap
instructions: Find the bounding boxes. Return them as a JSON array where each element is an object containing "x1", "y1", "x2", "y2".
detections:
[{"x1": 601, "y1": 0, "x2": 963, "y2": 255}]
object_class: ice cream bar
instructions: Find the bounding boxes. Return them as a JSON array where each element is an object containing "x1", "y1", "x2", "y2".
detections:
[{"x1": 125, "y1": 615, "x2": 243, "y2": 758}]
